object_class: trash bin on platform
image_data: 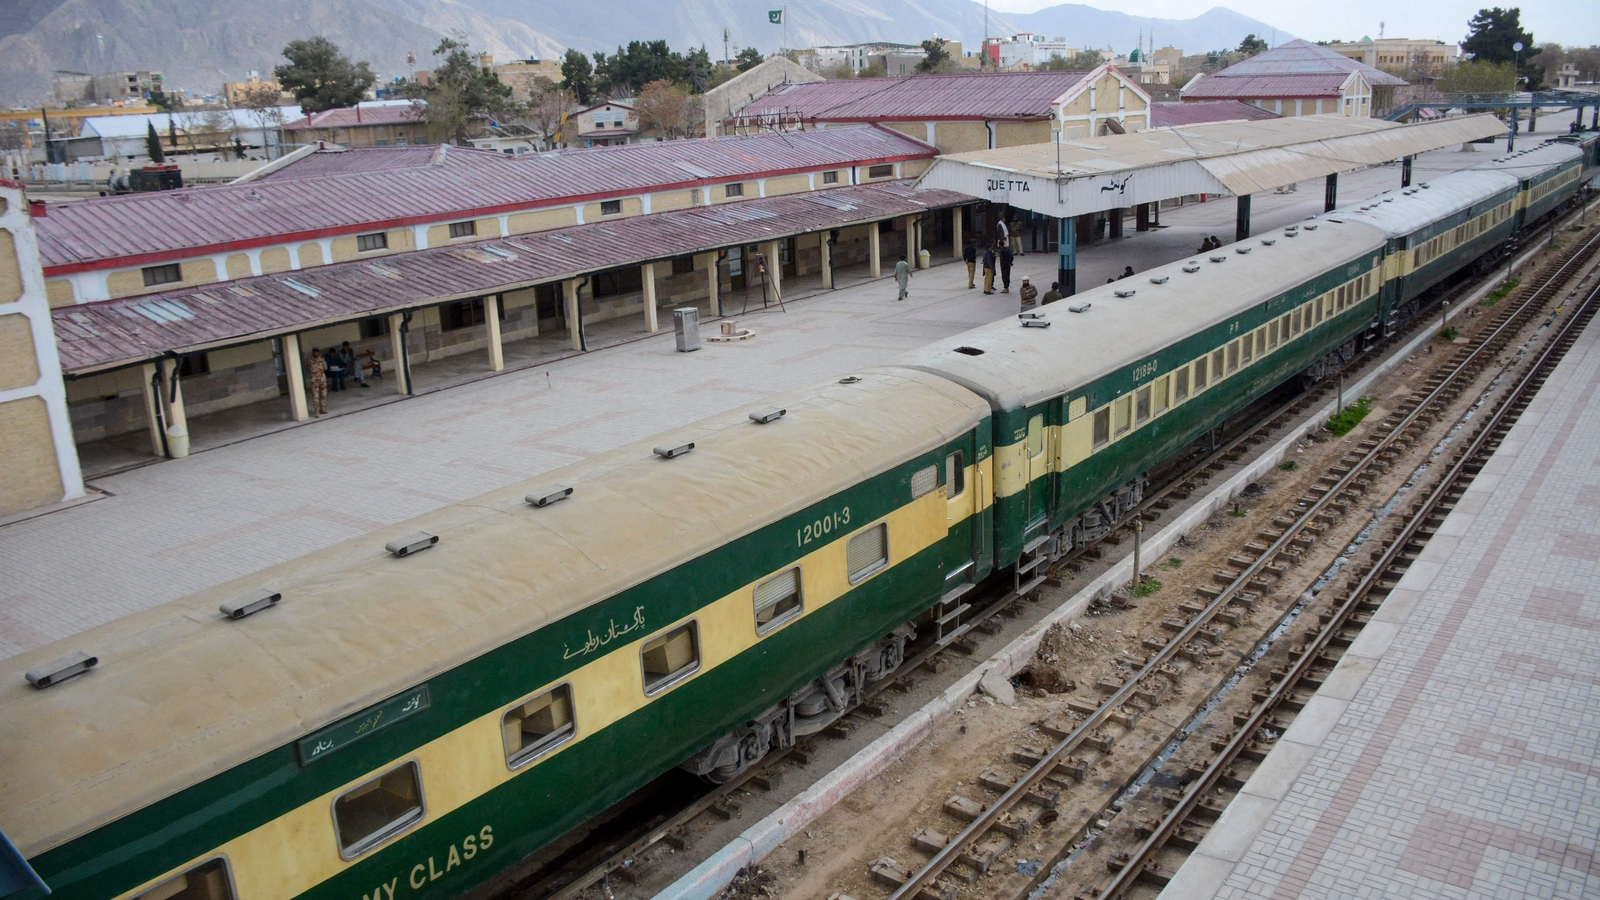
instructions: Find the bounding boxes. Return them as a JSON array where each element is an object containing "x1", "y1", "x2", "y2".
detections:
[
  {"x1": 165, "y1": 424, "x2": 190, "y2": 458},
  {"x1": 918, "y1": 248, "x2": 931, "y2": 269},
  {"x1": 674, "y1": 307, "x2": 701, "y2": 352}
]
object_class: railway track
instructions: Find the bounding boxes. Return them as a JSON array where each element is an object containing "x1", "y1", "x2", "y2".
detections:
[
  {"x1": 1086, "y1": 219, "x2": 1600, "y2": 900},
  {"x1": 875, "y1": 218, "x2": 1600, "y2": 900},
  {"x1": 472, "y1": 202, "x2": 1596, "y2": 900}
]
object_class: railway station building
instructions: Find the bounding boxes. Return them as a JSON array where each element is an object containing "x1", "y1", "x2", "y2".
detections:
[
  {"x1": 33, "y1": 126, "x2": 975, "y2": 478},
  {"x1": 1180, "y1": 39, "x2": 1407, "y2": 118}
]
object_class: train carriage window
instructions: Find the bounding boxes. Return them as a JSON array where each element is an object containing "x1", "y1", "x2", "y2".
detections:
[
  {"x1": 1135, "y1": 386, "x2": 1152, "y2": 425},
  {"x1": 1174, "y1": 367, "x2": 1190, "y2": 403},
  {"x1": 1226, "y1": 341, "x2": 1240, "y2": 374},
  {"x1": 1267, "y1": 320, "x2": 1278, "y2": 350},
  {"x1": 502, "y1": 684, "x2": 576, "y2": 768},
  {"x1": 641, "y1": 622, "x2": 701, "y2": 694},
  {"x1": 911, "y1": 465, "x2": 939, "y2": 499},
  {"x1": 134, "y1": 858, "x2": 235, "y2": 900},
  {"x1": 1193, "y1": 358, "x2": 1209, "y2": 391},
  {"x1": 333, "y1": 761, "x2": 425, "y2": 858},
  {"x1": 945, "y1": 451, "x2": 966, "y2": 498},
  {"x1": 1026, "y1": 415, "x2": 1045, "y2": 458},
  {"x1": 1314, "y1": 297, "x2": 1325, "y2": 323},
  {"x1": 847, "y1": 524, "x2": 890, "y2": 583},
  {"x1": 754, "y1": 568, "x2": 803, "y2": 634},
  {"x1": 1153, "y1": 377, "x2": 1170, "y2": 414},
  {"x1": 1211, "y1": 349, "x2": 1225, "y2": 381},
  {"x1": 1240, "y1": 334, "x2": 1253, "y2": 365},
  {"x1": 1113, "y1": 395, "x2": 1132, "y2": 436},
  {"x1": 1093, "y1": 407, "x2": 1111, "y2": 448}
]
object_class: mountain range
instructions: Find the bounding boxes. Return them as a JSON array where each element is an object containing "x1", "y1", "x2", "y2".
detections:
[{"x1": 0, "y1": 0, "x2": 1290, "y2": 107}]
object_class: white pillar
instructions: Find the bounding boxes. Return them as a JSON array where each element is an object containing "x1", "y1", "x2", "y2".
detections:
[
  {"x1": 705, "y1": 254, "x2": 721, "y2": 316},
  {"x1": 281, "y1": 334, "x2": 308, "y2": 421},
  {"x1": 951, "y1": 206, "x2": 963, "y2": 258},
  {"x1": 869, "y1": 224, "x2": 881, "y2": 279},
  {"x1": 819, "y1": 235, "x2": 833, "y2": 290},
  {"x1": 563, "y1": 279, "x2": 583, "y2": 350},
  {"x1": 158, "y1": 358, "x2": 187, "y2": 434},
  {"x1": 484, "y1": 294, "x2": 504, "y2": 371},
  {"x1": 139, "y1": 361, "x2": 163, "y2": 455},
  {"x1": 641, "y1": 263, "x2": 659, "y2": 332},
  {"x1": 388, "y1": 313, "x2": 409, "y2": 394},
  {"x1": 763, "y1": 241, "x2": 782, "y2": 298}
]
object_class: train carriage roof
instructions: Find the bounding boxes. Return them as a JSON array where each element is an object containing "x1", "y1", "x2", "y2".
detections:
[
  {"x1": 0, "y1": 369, "x2": 988, "y2": 856},
  {"x1": 897, "y1": 221, "x2": 1387, "y2": 412},
  {"x1": 1328, "y1": 169, "x2": 1518, "y2": 236},
  {"x1": 1483, "y1": 139, "x2": 1584, "y2": 179}
]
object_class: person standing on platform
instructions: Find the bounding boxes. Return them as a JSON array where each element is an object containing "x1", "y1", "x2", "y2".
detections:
[
  {"x1": 307, "y1": 348, "x2": 328, "y2": 417},
  {"x1": 1041, "y1": 282, "x2": 1063, "y2": 305},
  {"x1": 963, "y1": 239, "x2": 978, "y2": 289},
  {"x1": 339, "y1": 341, "x2": 368, "y2": 388},
  {"x1": 1019, "y1": 278, "x2": 1038, "y2": 310},
  {"x1": 982, "y1": 243, "x2": 997, "y2": 295},
  {"x1": 998, "y1": 241, "x2": 1015, "y2": 293},
  {"x1": 325, "y1": 347, "x2": 346, "y2": 392},
  {"x1": 1009, "y1": 215, "x2": 1024, "y2": 256},
  {"x1": 894, "y1": 254, "x2": 912, "y2": 301},
  {"x1": 1118, "y1": 266, "x2": 1135, "y2": 280}
]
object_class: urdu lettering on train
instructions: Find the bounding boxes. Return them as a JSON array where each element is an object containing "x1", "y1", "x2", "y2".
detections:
[{"x1": 561, "y1": 606, "x2": 647, "y2": 660}]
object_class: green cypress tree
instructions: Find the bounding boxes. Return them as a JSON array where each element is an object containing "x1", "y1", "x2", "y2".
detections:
[{"x1": 146, "y1": 122, "x2": 165, "y2": 163}]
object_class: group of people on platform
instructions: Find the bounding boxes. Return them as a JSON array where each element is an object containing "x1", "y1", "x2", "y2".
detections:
[{"x1": 304, "y1": 342, "x2": 372, "y2": 417}]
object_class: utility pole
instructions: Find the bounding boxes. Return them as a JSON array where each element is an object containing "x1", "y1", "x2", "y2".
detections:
[{"x1": 724, "y1": 27, "x2": 730, "y2": 66}]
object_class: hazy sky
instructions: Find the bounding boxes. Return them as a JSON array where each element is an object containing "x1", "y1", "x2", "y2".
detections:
[{"x1": 984, "y1": 0, "x2": 1600, "y2": 48}]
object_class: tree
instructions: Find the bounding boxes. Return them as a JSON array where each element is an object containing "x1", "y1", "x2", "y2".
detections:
[
  {"x1": 1462, "y1": 8, "x2": 1542, "y2": 88},
  {"x1": 917, "y1": 38, "x2": 952, "y2": 73},
  {"x1": 275, "y1": 37, "x2": 377, "y2": 114},
  {"x1": 682, "y1": 46, "x2": 716, "y2": 93},
  {"x1": 735, "y1": 47, "x2": 764, "y2": 72},
  {"x1": 403, "y1": 36, "x2": 521, "y2": 145},
  {"x1": 562, "y1": 49, "x2": 595, "y2": 105},
  {"x1": 1437, "y1": 59, "x2": 1517, "y2": 94},
  {"x1": 1237, "y1": 34, "x2": 1269, "y2": 57},
  {"x1": 148, "y1": 89, "x2": 184, "y2": 112},
  {"x1": 634, "y1": 79, "x2": 698, "y2": 140},
  {"x1": 525, "y1": 77, "x2": 576, "y2": 147},
  {"x1": 858, "y1": 59, "x2": 888, "y2": 78},
  {"x1": 145, "y1": 122, "x2": 164, "y2": 163},
  {"x1": 237, "y1": 81, "x2": 286, "y2": 159},
  {"x1": 594, "y1": 40, "x2": 684, "y2": 97}
]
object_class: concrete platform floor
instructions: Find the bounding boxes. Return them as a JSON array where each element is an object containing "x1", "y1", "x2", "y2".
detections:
[
  {"x1": 2, "y1": 141, "x2": 1519, "y2": 661},
  {"x1": 1159, "y1": 285, "x2": 1600, "y2": 898}
]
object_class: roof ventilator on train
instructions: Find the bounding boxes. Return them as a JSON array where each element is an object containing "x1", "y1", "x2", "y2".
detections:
[
  {"x1": 386, "y1": 532, "x2": 439, "y2": 557},
  {"x1": 220, "y1": 589, "x2": 281, "y2": 620},
  {"x1": 526, "y1": 486, "x2": 573, "y2": 507},
  {"x1": 25, "y1": 651, "x2": 97, "y2": 689},
  {"x1": 749, "y1": 407, "x2": 786, "y2": 424},
  {"x1": 653, "y1": 442, "x2": 695, "y2": 459}
]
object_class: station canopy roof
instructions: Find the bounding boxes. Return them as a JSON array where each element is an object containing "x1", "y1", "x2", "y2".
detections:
[
  {"x1": 52, "y1": 180, "x2": 966, "y2": 375},
  {"x1": 914, "y1": 113, "x2": 1507, "y2": 218}
]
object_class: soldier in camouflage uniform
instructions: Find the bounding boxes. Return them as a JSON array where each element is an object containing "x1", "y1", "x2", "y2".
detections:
[{"x1": 307, "y1": 348, "x2": 328, "y2": 417}]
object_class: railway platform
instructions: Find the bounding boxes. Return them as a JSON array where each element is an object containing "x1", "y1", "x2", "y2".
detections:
[{"x1": 1161, "y1": 312, "x2": 1600, "y2": 899}]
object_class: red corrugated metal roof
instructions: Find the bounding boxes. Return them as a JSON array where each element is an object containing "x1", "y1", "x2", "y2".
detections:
[
  {"x1": 251, "y1": 145, "x2": 449, "y2": 180},
  {"x1": 52, "y1": 180, "x2": 967, "y2": 374},
  {"x1": 282, "y1": 105, "x2": 425, "y2": 130},
  {"x1": 1151, "y1": 101, "x2": 1278, "y2": 127},
  {"x1": 1200, "y1": 40, "x2": 1406, "y2": 86},
  {"x1": 35, "y1": 126, "x2": 937, "y2": 274},
  {"x1": 1182, "y1": 74, "x2": 1353, "y2": 100},
  {"x1": 736, "y1": 71, "x2": 1095, "y2": 122}
]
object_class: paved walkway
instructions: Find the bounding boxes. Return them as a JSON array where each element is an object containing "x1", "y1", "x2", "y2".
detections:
[
  {"x1": 1161, "y1": 311, "x2": 1600, "y2": 898},
  {"x1": 0, "y1": 144, "x2": 1514, "y2": 661}
]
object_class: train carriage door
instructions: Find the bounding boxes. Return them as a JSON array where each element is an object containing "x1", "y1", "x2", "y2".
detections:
[
  {"x1": 935, "y1": 428, "x2": 983, "y2": 644},
  {"x1": 1023, "y1": 401, "x2": 1058, "y2": 536}
]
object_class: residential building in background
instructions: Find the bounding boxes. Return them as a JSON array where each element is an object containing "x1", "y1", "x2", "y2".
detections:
[
  {"x1": 222, "y1": 73, "x2": 294, "y2": 107},
  {"x1": 1325, "y1": 38, "x2": 1458, "y2": 75},
  {"x1": 727, "y1": 67, "x2": 1150, "y2": 148},
  {"x1": 1181, "y1": 39, "x2": 1406, "y2": 117},
  {"x1": 573, "y1": 100, "x2": 638, "y2": 147},
  {"x1": 279, "y1": 101, "x2": 426, "y2": 149},
  {"x1": 51, "y1": 70, "x2": 165, "y2": 107},
  {"x1": 492, "y1": 58, "x2": 566, "y2": 103}
]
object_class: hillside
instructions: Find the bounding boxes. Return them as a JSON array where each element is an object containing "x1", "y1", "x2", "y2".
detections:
[
  {"x1": 0, "y1": 0, "x2": 446, "y2": 106},
  {"x1": 1005, "y1": 4, "x2": 1295, "y2": 54}
]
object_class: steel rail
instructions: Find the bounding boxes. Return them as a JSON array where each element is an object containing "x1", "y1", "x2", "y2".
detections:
[
  {"x1": 889, "y1": 222, "x2": 1600, "y2": 900},
  {"x1": 1095, "y1": 235, "x2": 1600, "y2": 899}
]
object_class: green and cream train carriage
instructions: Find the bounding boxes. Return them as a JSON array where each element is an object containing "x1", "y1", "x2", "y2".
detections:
[
  {"x1": 4, "y1": 139, "x2": 1593, "y2": 900},
  {"x1": 2, "y1": 371, "x2": 997, "y2": 900}
]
